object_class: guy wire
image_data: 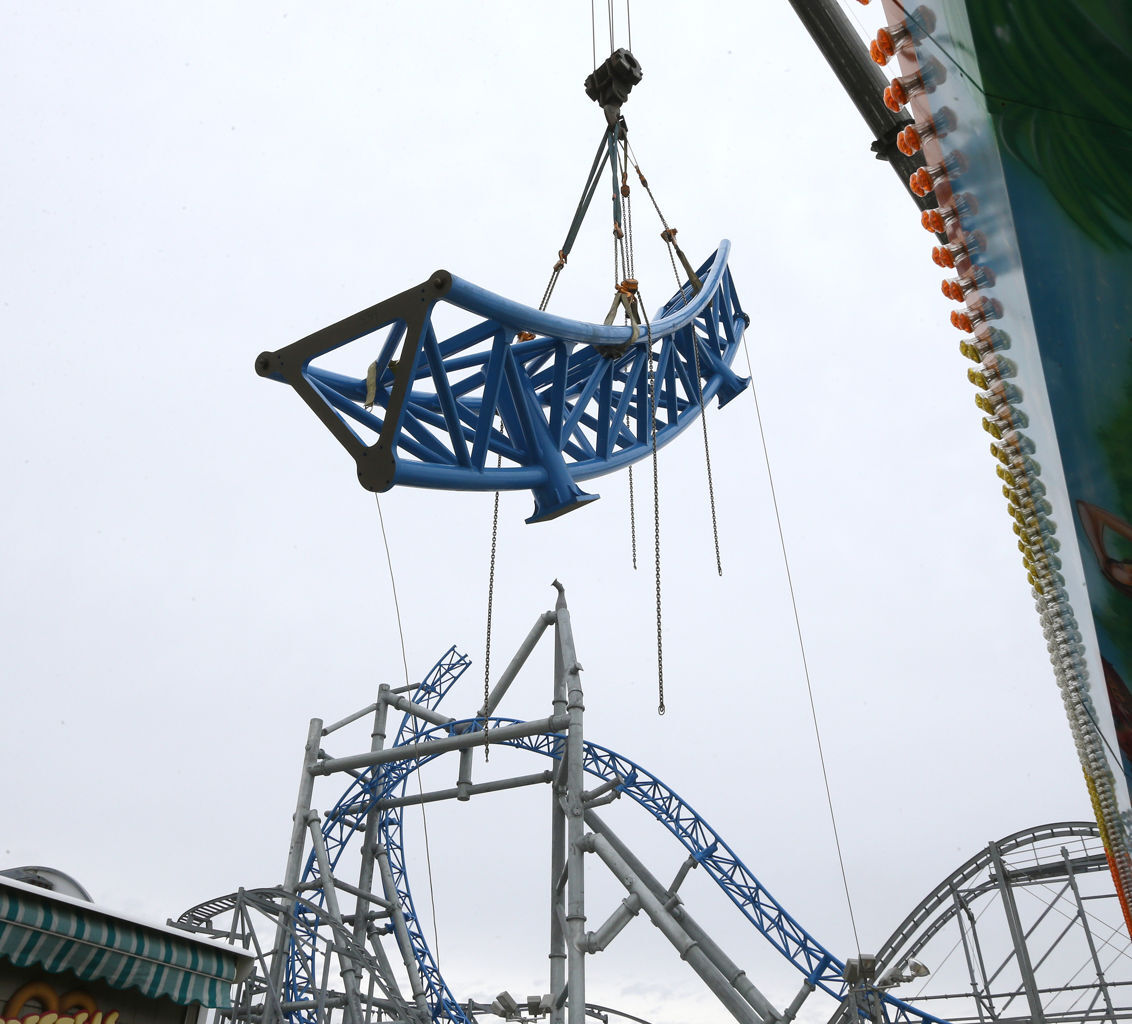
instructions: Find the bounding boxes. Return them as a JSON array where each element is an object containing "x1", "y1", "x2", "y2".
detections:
[
  {"x1": 376, "y1": 494, "x2": 410, "y2": 687},
  {"x1": 741, "y1": 338, "x2": 863, "y2": 958},
  {"x1": 374, "y1": 493, "x2": 444, "y2": 965}
]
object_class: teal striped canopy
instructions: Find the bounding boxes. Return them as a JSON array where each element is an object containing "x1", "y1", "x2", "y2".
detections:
[{"x1": 0, "y1": 880, "x2": 250, "y2": 1009}]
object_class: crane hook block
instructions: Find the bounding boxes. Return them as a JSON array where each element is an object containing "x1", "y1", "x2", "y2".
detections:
[
  {"x1": 255, "y1": 242, "x2": 748, "y2": 524},
  {"x1": 585, "y1": 48, "x2": 643, "y2": 127}
]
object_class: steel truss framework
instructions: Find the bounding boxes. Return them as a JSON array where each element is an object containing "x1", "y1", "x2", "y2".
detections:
[
  {"x1": 837, "y1": 823, "x2": 1132, "y2": 1024},
  {"x1": 254, "y1": 245, "x2": 748, "y2": 522},
  {"x1": 176, "y1": 589, "x2": 955, "y2": 1024}
]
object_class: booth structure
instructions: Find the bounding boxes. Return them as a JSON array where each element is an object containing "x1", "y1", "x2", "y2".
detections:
[{"x1": 0, "y1": 872, "x2": 252, "y2": 1024}]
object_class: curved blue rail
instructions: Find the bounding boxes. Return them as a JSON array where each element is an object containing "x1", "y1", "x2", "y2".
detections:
[
  {"x1": 257, "y1": 244, "x2": 748, "y2": 522},
  {"x1": 288, "y1": 651, "x2": 947, "y2": 1024}
]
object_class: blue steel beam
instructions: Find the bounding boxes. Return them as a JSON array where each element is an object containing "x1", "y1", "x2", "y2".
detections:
[{"x1": 256, "y1": 244, "x2": 749, "y2": 523}]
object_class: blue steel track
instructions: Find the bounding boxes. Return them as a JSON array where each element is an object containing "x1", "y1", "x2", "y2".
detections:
[{"x1": 260, "y1": 245, "x2": 748, "y2": 522}]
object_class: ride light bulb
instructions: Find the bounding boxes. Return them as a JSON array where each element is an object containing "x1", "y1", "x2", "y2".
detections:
[
  {"x1": 977, "y1": 379, "x2": 1023, "y2": 406},
  {"x1": 933, "y1": 230, "x2": 986, "y2": 268},
  {"x1": 898, "y1": 107, "x2": 956, "y2": 153},
  {"x1": 1013, "y1": 512, "x2": 1057, "y2": 540},
  {"x1": 1032, "y1": 570, "x2": 1068, "y2": 595},
  {"x1": 976, "y1": 393, "x2": 1029, "y2": 431},
  {"x1": 870, "y1": 8, "x2": 937, "y2": 65},
  {"x1": 943, "y1": 265, "x2": 996, "y2": 302},
  {"x1": 1039, "y1": 572, "x2": 1069, "y2": 594},
  {"x1": 991, "y1": 442, "x2": 1041, "y2": 479},
  {"x1": 993, "y1": 403, "x2": 1029, "y2": 431},
  {"x1": 922, "y1": 208, "x2": 950, "y2": 233},
  {"x1": 909, "y1": 153, "x2": 967, "y2": 197},
  {"x1": 984, "y1": 414, "x2": 1034, "y2": 443},
  {"x1": 1046, "y1": 624, "x2": 1082, "y2": 644},
  {"x1": 990, "y1": 424, "x2": 1037, "y2": 455},
  {"x1": 883, "y1": 57, "x2": 946, "y2": 111},
  {"x1": 951, "y1": 295, "x2": 1003, "y2": 332},
  {"x1": 1000, "y1": 467, "x2": 1045, "y2": 497},
  {"x1": 973, "y1": 325, "x2": 1010, "y2": 352},
  {"x1": 971, "y1": 354, "x2": 1017, "y2": 382},
  {"x1": 921, "y1": 193, "x2": 977, "y2": 234},
  {"x1": 1006, "y1": 487, "x2": 1053, "y2": 517},
  {"x1": 1040, "y1": 603, "x2": 1073, "y2": 628}
]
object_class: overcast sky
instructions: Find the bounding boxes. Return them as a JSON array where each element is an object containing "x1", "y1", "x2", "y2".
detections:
[{"x1": 1, "y1": 3, "x2": 1104, "y2": 1022}]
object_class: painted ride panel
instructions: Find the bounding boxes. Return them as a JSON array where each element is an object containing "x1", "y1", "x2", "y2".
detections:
[{"x1": 874, "y1": 0, "x2": 1132, "y2": 929}]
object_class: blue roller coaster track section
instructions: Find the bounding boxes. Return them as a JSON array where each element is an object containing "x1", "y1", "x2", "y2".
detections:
[
  {"x1": 255, "y1": 243, "x2": 749, "y2": 522},
  {"x1": 285, "y1": 650, "x2": 948, "y2": 1024}
]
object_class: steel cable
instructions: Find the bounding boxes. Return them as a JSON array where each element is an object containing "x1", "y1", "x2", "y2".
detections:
[
  {"x1": 741, "y1": 336, "x2": 862, "y2": 957},
  {"x1": 374, "y1": 494, "x2": 444, "y2": 967}
]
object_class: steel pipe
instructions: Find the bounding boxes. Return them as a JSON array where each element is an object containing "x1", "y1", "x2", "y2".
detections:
[
  {"x1": 481, "y1": 611, "x2": 557, "y2": 717},
  {"x1": 580, "y1": 832, "x2": 762, "y2": 1024},
  {"x1": 266, "y1": 718, "x2": 323, "y2": 1024},
  {"x1": 382, "y1": 692, "x2": 455, "y2": 729},
  {"x1": 557, "y1": 583, "x2": 587, "y2": 1024},
  {"x1": 376, "y1": 845, "x2": 430, "y2": 1021},
  {"x1": 307, "y1": 815, "x2": 365, "y2": 1024},
  {"x1": 584, "y1": 808, "x2": 780, "y2": 1023},
  {"x1": 313, "y1": 714, "x2": 570, "y2": 775},
  {"x1": 579, "y1": 893, "x2": 642, "y2": 953},
  {"x1": 375, "y1": 770, "x2": 553, "y2": 811}
]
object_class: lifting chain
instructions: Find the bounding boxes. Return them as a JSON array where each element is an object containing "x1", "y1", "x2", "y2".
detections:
[
  {"x1": 629, "y1": 465, "x2": 638, "y2": 569},
  {"x1": 483, "y1": 452, "x2": 501, "y2": 761},
  {"x1": 633, "y1": 153, "x2": 722, "y2": 576},
  {"x1": 687, "y1": 307, "x2": 723, "y2": 577},
  {"x1": 616, "y1": 139, "x2": 639, "y2": 573},
  {"x1": 640, "y1": 300, "x2": 664, "y2": 715}
]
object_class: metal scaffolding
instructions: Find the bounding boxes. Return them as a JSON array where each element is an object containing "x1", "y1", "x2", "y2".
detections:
[{"x1": 174, "y1": 588, "x2": 1118, "y2": 1024}]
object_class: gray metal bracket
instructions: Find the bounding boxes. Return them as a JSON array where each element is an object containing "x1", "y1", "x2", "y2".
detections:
[{"x1": 255, "y1": 271, "x2": 452, "y2": 493}]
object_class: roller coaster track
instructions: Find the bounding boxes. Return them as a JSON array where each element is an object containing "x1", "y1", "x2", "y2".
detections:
[
  {"x1": 256, "y1": 244, "x2": 748, "y2": 522},
  {"x1": 286, "y1": 649, "x2": 948, "y2": 1024}
]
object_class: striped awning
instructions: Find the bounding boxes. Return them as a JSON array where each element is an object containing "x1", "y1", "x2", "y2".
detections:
[{"x1": 0, "y1": 879, "x2": 250, "y2": 1009}]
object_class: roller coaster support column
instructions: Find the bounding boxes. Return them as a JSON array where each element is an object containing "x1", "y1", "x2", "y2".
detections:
[
  {"x1": 306, "y1": 814, "x2": 365, "y2": 1024},
  {"x1": 550, "y1": 605, "x2": 568, "y2": 1024},
  {"x1": 377, "y1": 844, "x2": 431, "y2": 1021},
  {"x1": 350, "y1": 690, "x2": 412, "y2": 1014},
  {"x1": 841, "y1": 960, "x2": 883, "y2": 1024},
  {"x1": 353, "y1": 689, "x2": 390, "y2": 935},
  {"x1": 579, "y1": 832, "x2": 762, "y2": 1024},
  {"x1": 266, "y1": 717, "x2": 322, "y2": 1024},
  {"x1": 483, "y1": 612, "x2": 557, "y2": 718},
  {"x1": 556, "y1": 582, "x2": 587, "y2": 1024},
  {"x1": 988, "y1": 841, "x2": 1047, "y2": 1024},
  {"x1": 584, "y1": 808, "x2": 782, "y2": 1024}
]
